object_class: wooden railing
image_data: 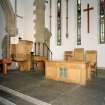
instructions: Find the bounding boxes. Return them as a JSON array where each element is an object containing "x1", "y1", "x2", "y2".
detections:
[{"x1": 34, "y1": 42, "x2": 52, "y2": 60}]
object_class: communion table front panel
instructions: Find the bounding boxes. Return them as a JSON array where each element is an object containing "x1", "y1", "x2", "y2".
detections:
[{"x1": 45, "y1": 61, "x2": 91, "y2": 85}]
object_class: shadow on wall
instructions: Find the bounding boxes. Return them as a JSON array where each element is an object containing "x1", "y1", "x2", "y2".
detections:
[{"x1": 2, "y1": 35, "x2": 9, "y2": 58}]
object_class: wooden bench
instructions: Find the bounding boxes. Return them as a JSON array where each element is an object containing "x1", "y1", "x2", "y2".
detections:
[{"x1": 0, "y1": 59, "x2": 11, "y2": 75}]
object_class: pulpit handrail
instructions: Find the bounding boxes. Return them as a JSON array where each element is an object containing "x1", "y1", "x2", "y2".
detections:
[{"x1": 34, "y1": 42, "x2": 52, "y2": 60}]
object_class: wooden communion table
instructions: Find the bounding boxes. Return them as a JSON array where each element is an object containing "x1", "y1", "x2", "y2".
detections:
[{"x1": 45, "y1": 61, "x2": 91, "y2": 85}]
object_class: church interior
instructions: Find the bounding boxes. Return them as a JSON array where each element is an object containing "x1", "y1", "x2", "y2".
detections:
[{"x1": 0, "y1": 0, "x2": 105, "y2": 105}]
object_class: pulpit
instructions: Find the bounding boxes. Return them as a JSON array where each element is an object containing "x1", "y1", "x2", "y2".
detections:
[{"x1": 10, "y1": 40, "x2": 33, "y2": 71}]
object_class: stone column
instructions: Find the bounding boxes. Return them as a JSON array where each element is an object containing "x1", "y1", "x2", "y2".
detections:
[
  {"x1": 34, "y1": 0, "x2": 52, "y2": 57},
  {"x1": 35, "y1": 0, "x2": 45, "y2": 43}
]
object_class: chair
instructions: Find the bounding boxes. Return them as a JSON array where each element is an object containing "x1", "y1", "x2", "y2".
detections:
[
  {"x1": 64, "y1": 51, "x2": 74, "y2": 61},
  {"x1": 74, "y1": 48, "x2": 84, "y2": 61},
  {"x1": 86, "y1": 50, "x2": 97, "y2": 76}
]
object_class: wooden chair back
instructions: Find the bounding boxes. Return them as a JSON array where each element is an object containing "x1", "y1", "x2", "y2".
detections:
[
  {"x1": 86, "y1": 50, "x2": 97, "y2": 73},
  {"x1": 86, "y1": 50, "x2": 97, "y2": 64},
  {"x1": 74, "y1": 48, "x2": 84, "y2": 61},
  {"x1": 64, "y1": 51, "x2": 74, "y2": 61}
]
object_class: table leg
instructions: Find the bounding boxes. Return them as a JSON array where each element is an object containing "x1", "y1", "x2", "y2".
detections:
[{"x1": 3, "y1": 63, "x2": 7, "y2": 75}]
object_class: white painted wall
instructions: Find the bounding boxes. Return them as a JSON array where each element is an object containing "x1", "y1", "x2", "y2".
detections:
[
  {"x1": 0, "y1": 5, "x2": 6, "y2": 58},
  {"x1": 49, "y1": 0, "x2": 76, "y2": 60},
  {"x1": 10, "y1": 0, "x2": 24, "y2": 41},
  {"x1": 22, "y1": 0, "x2": 34, "y2": 41},
  {"x1": 77, "y1": 0, "x2": 105, "y2": 68},
  {"x1": 17, "y1": 0, "x2": 24, "y2": 39},
  {"x1": 46, "y1": 0, "x2": 105, "y2": 68},
  {"x1": 10, "y1": 0, "x2": 34, "y2": 44}
]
